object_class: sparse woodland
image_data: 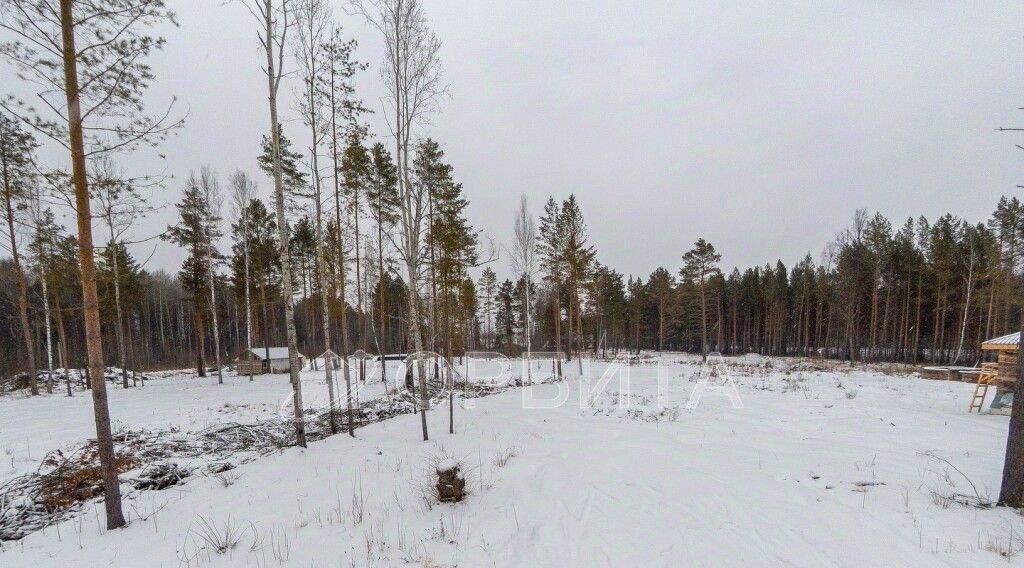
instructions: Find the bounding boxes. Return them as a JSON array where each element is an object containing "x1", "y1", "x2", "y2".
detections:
[
  {"x1": 4, "y1": 0, "x2": 1024, "y2": 539},
  {"x1": 2, "y1": 173, "x2": 1016, "y2": 381}
]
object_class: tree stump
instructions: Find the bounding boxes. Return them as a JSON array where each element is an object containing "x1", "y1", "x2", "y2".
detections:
[{"x1": 436, "y1": 462, "x2": 465, "y2": 503}]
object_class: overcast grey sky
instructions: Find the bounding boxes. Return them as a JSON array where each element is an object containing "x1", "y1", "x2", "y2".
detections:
[{"x1": 8, "y1": 1, "x2": 1024, "y2": 281}]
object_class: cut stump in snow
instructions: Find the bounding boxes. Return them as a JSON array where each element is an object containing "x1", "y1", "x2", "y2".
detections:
[{"x1": 436, "y1": 462, "x2": 465, "y2": 503}]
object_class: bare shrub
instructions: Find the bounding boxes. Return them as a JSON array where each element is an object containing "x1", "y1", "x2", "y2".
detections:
[
  {"x1": 351, "y1": 474, "x2": 366, "y2": 526},
  {"x1": 921, "y1": 451, "x2": 993, "y2": 509},
  {"x1": 269, "y1": 525, "x2": 291, "y2": 563},
  {"x1": 215, "y1": 472, "x2": 238, "y2": 488},
  {"x1": 190, "y1": 515, "x2": 245, "y2": 555},
  {"x1": 493, "y1": 447, "x2": 517, "y2": 468}
]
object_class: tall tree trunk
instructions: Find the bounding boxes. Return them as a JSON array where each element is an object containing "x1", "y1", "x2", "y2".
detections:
[
  {"x1": 999, "y1": 315, "x2": 1024, "y2": 506},
  {"x1": 354, "y1": 181, "x2": 366, "y2": 357},
  {"x1": 553, "y1": 284, "x2": 561, "y2": 377},
  {"x1": 377, "y1": 198, "x2": 388, "y2": 388},
  {"x1": 575, "y1": 283, "x2": 584, "y2": 374},
  {"x1": 59, "y1": 0, "x2": 124, "y2": 528},
  {"x1": 207, "y1": 251, "x2": 223, "y2": 384},
  {"x1": 913, "y1": 271, "x2": 923, "y2": 363},
  {"x1": 868, "y1": 266, "x2": 879, "y2": 360},
  {"x1": 1, "y1": 148, "x2": 36, "y2": 395},
  {"x1": 954, "y1": 243, "x2": 975, "y2": 364},
  {"x1": 40, "y1": 261, "x2": 54, "y2": 394},
  {"x1": 700, "y1": 280, "x2": 708, "y2": 362},
  {"x1": 194, "y1": 306, "x2": 207, "y2": 376},
  {"x1": 107, "y1": 233, "x2": 129, "y2": 388},
  {"x1": 262, "y1": 0, "x2": 305, "y2": 447},
  {"x1": 55, "y1": 294, "x2": 71, "y2": 396},
  {"x1": 311, "y1": 125, "x2": 338, "y2": 435},
  {"x1": 328, "y1": 68, "x2": 357, "y2": 437},
  {"x1": 244, "y1": 232, "x2": 254, "y2": 381}
]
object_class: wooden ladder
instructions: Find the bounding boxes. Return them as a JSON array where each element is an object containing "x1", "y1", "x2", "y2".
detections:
[{"x1": 968, "y1": 363, "x2": 1000, "y2": 413}]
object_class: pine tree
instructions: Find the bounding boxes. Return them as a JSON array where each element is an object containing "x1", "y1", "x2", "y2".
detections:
[
  {"x1": 647, "y1": 268, "x2": 675, "y2": 352},
  {"x1": 681, "y1": 238, "x2": 722, "y2": 362},
  {"x1": 477, "y1": 267, "x2": 497, "y2": 349},
  {"x1": 421, "y1": 140, "x2": 477, "y2": 369},
  {"x1": 0, "y1": 112, "x2": 38, "y2": 394},
  {"x1": 366, "y1": 142, "x2": 399, "y2": 360},
  {"x1": 494, "y1": 279, "x2": 517, "y2": 348},
  {"x1": 1, "y1": 0, "x2": 181, "y2": 529},
  {"x1": 559, "y1": 195, "x2": 595, "y2": 370},
  {"x1": 258, "y1": 127, "x2": 310, "y2": 213},
  {"x1": 537, "y1": 197, "x2": 565, "y2": 376},
  {"x1": 165, "y1": 169, "x2": 224, "y2": 379},
  {"x1": 340, "y1": 132, "x2": 371, "y2": 357},
  {"x1": 627, "y1": 276, "x2": 647, "y2": 354}
]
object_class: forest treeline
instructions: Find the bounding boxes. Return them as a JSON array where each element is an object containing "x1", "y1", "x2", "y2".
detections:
[{"x1": 1, "y1": 133, "x2": 1019, "y2": 376}]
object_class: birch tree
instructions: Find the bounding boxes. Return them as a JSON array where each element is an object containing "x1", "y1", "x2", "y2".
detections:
[
  {"x1": 26, "y1": 188, "x2": 54, "y2": 393},
  {"x1": 511, "y1": 195, "x2": 536, "y2": 360},
  {"x1": 200, "y1": 169, "x2": 225, "y2": 384},
  {"x1": 238, "y1": 0, "x2": 307, "y2": 446},
  {"x1": 294, "y1": 0, "x2": 339, "y2": 434},
  {"x1": 229, "y1": 171, "x2": 258, "y2": 381},
  {"x1": 353, "y1": 0, "x2": 446, "y2": 441},
  {"x1": 31, "y1": 210, "x2": 76, "y2": 395}
]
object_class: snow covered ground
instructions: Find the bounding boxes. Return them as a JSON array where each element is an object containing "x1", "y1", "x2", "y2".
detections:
[
  {"x1": 1, "y1": 365, "x2": 388, "y2": 483},
  {"x1": 2, "y1": 354, "x2": 1023, "y2": 566}
]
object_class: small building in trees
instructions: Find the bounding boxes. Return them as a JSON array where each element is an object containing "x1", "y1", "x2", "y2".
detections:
[
  {"x1": 235, "y1": 347, "x2": 306, "y2": 375},
  {"x1": 982, "y1": 332, "x2": 1019, "y2": 380},
  {"x1": 979, "y1": 332, "x2": 1019, "y2": 412}
]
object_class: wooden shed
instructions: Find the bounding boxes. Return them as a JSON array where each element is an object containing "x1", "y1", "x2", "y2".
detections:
[
  {"x1": 977, "y1": 332, "x2": 1019, "y2": 412},
  {"x1": 235, "y1": 347, "x2": 306, "y2": 375},
  {"x1": 982, "y1": 331, "x2": 1019, "y2": 383}
]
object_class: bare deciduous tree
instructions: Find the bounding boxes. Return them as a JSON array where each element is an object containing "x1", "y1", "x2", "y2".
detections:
[
  {"x1": 294, "y1": 0, "x2": 339, "y2": 434},
  {"x1": 198, "y1": 168, "x2": 225, "y2": 384},
  {"x1": 229, "y1": 170, "x2": 257, "y2": 382},
  {"x1": 237, "y1": 0, "x2": 307, "y2": 446},
  {"x1": 510, "y1": 194, "x2": 536, "y2": 366},
  {"x1": 353, "y1": 0, "x2": 446, "y2": 441},
  {"x1": 26, "y1": 192, "x2": 55, "y2": 394}
]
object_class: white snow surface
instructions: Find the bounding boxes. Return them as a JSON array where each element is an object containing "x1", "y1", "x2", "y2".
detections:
[{"x1": 1, "y1": 354, "x2": 1022, "y2": 567}]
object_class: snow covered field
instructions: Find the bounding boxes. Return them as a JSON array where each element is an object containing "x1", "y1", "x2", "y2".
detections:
[
  {"x1": 2, "y1": 354, "x2": 1023, "y2": 566},
  {"x1": 1, "y1": 367, "x2": 389, "y2": 483}
]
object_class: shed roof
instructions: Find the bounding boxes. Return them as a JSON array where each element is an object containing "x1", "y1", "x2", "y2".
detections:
[
  {"x1": 248, "y1": 347, "x2": 299, "y2": 360},
  {"x1": 982, "y1": 332, "x2": 1020, "y2": 350}
]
